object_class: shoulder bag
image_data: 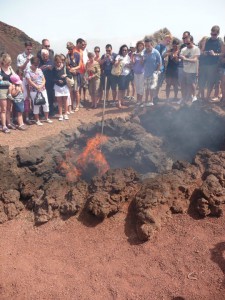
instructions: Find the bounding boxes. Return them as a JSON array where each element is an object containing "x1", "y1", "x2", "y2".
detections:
[{"x1": 34, "y1": 91, "x2": 46, "y2": 105}]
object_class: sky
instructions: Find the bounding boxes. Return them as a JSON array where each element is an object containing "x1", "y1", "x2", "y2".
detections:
[{"x1": 1, "y1": 0, "x2": 225, "y2": 54}]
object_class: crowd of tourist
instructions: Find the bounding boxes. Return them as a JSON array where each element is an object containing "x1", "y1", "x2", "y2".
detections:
[{"x1": 0, "y1": 25, "x2": 225, "y2": 134}]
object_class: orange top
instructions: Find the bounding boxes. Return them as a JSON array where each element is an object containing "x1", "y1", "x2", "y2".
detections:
[{"x1": 73, "y1": 46, "x2": 85, "y2": 74}]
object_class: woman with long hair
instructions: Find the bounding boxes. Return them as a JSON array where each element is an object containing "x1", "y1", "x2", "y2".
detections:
[
  {"x1": 114, "y1": 44, "x2": 131, "y2": 108},
  {"x1": 0, "y1": 53, "x2": 16, "y2": 133}
]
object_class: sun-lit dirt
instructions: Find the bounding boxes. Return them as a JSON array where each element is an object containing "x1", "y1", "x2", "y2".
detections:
[
  {"x1": 0, "y1": 208, "x2": 224, "y2": 300},
  {"x1": 0, "y1": 99, "x2": 225, "y2": 300}
]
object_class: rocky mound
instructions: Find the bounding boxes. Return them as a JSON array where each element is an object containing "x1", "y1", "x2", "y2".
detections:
[
  {"x1": 0, "y1": 105, "x2": 225, "y2": 242},
  {"x1": 0, "y1": 21, "x2": 41, "y2": 69}
]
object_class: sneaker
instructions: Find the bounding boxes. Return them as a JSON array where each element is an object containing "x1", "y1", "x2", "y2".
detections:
[
  {"x1": 45, "y1": 118, "x2": 53, "y2": 123},
  {"x1": 58, "y1": 115, "x2": 63, "y2": 121},
  {"x1": 70, "y1": 110, "x2": 75, "y2": 114},
  {"x1": 67, "y1": 111, "x2": 70, "y2": 115},
  {"x1": 192, "y1": 96, "x2": 198, "y2": 102},
  {"x1": 139, "y1": 103, "x2": 145, "y2": 108},
  {"x1": 36, "y1": 120, "x2": 43, "y2": 126},
  {"x1": 63, "y1": 114, "x2": 69, "y2": 120},
  {"x1": 18, "y1": 124, "x2": 27, "y2": 131},
  {"x1": 7, "y1": 123, "x2": 17, "y2": 130},
  {"x1": 79, "y1": 103, "x2": 84, "y2": 108},
  {"x1": 129, "y1": 96, "x2": 135, "y2": 101},
  {"x1": 2, "y1": 126, "x2": 10, "y2": 133},
  {"x1": 145, "y1": 102, "x2": 154, "y2": 107}
]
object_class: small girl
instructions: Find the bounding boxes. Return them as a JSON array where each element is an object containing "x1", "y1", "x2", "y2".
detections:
[
  {"x1": 8, "y1": 74, "x2": 27, "y2": 130},
  {"x1": 52, "y1": 55, "x2": 70, "y2": 121}
]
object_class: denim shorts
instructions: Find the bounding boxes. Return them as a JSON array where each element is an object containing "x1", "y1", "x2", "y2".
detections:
[
  {"x1": 14, "y1": 101, "x2": 25, "y2": 113},
  {"x1": 118, "y1": 75, "x2": 130, "y2": 90}
]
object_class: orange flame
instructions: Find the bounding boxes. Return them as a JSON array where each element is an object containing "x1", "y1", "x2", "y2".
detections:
[{"x1": 59, "y1": 134, "x2": 109, "y2": 181}]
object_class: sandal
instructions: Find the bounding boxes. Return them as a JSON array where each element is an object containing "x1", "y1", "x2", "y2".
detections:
[
  {"x1": 7, "y1": 123, "x2": 17, "y2": 130},
  {"x1": 18, "y1": 124, "x2": 27, "y2": 131},
  {"x1": 2, "y1": 126, "x2": 10, "y2": 134},
  {"x1": 75, "y1": 107, "x2": 79, "y2": 112}
]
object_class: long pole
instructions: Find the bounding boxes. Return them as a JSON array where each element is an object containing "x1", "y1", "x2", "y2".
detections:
[{"x1": 101, "y1": 75, "x2": 107, "y2": 136}]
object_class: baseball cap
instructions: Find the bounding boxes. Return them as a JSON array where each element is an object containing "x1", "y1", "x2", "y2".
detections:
[{"x1": 10, "y1": 74, "x2": 22, "y2": 85}]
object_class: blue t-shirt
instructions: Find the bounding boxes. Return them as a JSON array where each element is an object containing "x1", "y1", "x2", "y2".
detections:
[
  {"x1": 143, "y1": 48, "x2": 162, "y2": 78},
  {"x1": 155, "y1": 44, "x2": 167, "y2": 72},
  {"x1": 101, "y1": 52, "x2": 117, "y2": 75}
]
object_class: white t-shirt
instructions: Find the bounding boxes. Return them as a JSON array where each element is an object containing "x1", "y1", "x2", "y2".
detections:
[
  {"x1": 115, "y1": 55, "x2": 131, "y2": 76},
  {"x1": 180, "y1": 45, "x2": 200, "y2": 73},
  {"x1": 83, "y1": 48, "x2": 88, "y2": 65}
]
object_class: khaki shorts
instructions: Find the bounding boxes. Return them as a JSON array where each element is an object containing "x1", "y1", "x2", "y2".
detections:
[{"x1": 0, "y1": 89, "x2": 8, "y2": 100}]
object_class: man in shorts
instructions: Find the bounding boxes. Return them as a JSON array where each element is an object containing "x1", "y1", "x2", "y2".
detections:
[
  {"x1": 143, "y1": 38, "x2": 162, "y2": 106},
  {"x1": 100, "y1": 44, "x2": 117, "y2": 105},
  {"x1": 203, "y1": 25, "x2": 223, "y2": 101},
  {"x1": 73, "y1": 38, "x2": 86, "y2": 108},
  {"x1": 179, "y1": 35, "x2": 200, "y2": 103}
]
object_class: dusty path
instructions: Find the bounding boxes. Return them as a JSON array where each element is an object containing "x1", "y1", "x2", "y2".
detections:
[{"x1": 0, "y1": 103, "x2": 133, "y2": 150}]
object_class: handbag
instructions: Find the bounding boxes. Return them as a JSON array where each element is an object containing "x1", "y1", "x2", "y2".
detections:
[
  {"x1": 66, "y1": 76, "x2": 75, "y2": 88},
  {"x1": 34, "y1": 91, "x2": 46, "y2": 105},
  {"x1": 111, "y1": 63, "x2": 122, "y2": 76}
]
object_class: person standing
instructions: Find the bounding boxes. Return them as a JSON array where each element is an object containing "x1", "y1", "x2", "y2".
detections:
[
  {"x1": 86, "y1": 52, "x2": 101, "y2": 108},
  {"x1": 39, "y1": 49, "x2": 55, "y2": 116},
  {"x1": 143, "y1": 38, "x2": 162, "y2": 106},
  {"x1": 37, "y1": 39, "x2": 54, "y2": 64},
  {"x1": 154, "y1": 34, "x2": 172, "y2": 100},
  {"x1": 25, "y1": 57, "x2": 53, "y2": 125},
  {"x1": 202, "y1": 25, "x2": 223, "y2": 101},
  {"x1": 114, "y1": 44, "x2": 132, "y2": 109},
  {"x1": 125, "y1": 42, "x2": 136, "y2": 100},
  {"x1": 73, "y1": 38, "x2": 86, "y2": 108},
  {"x1": 17, "y1": 41, "x2": 34, "y2": 125},
  {"x1": 131, "y1": 40, "x2": 145, "y2": 105},
  {"x1": 179, "y1": 35, "x2": 200, "y2": 103},
  {"x1": 164, "y1": 38, "x2": 180, "y2": 100},
  {"x1": 99, "y1": 44, "x2": 117, "y2": 105},
  {"x1": 52, "y1": 55, "x2": 70, "y2": 121},
  {"x1": 178, "y1": 31, "x2": 191, "y2": 101},
  {"x1": 66, "y1": 42, "x2": 81, "y2": 112},
  {"x1": 0, "y1": 53, "x2": 15, "y2": 133}
]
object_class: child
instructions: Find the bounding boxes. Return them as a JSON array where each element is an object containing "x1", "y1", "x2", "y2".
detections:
[
  {"x1": 52, "y1": 55, "x2": 70, "y2": 121},
  {"x1": 8, "y1": 74, "x2": 27, "y2": 130}
]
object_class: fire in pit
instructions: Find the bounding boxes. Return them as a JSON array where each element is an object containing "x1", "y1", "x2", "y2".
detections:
[{"x1": 59, "y1": 133, "x2": 109, "y2": 182}]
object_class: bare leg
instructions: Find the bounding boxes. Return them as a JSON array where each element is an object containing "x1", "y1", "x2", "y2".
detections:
[{"x1": 0, "y1": 99, "x2": 7, "y2": 127}]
